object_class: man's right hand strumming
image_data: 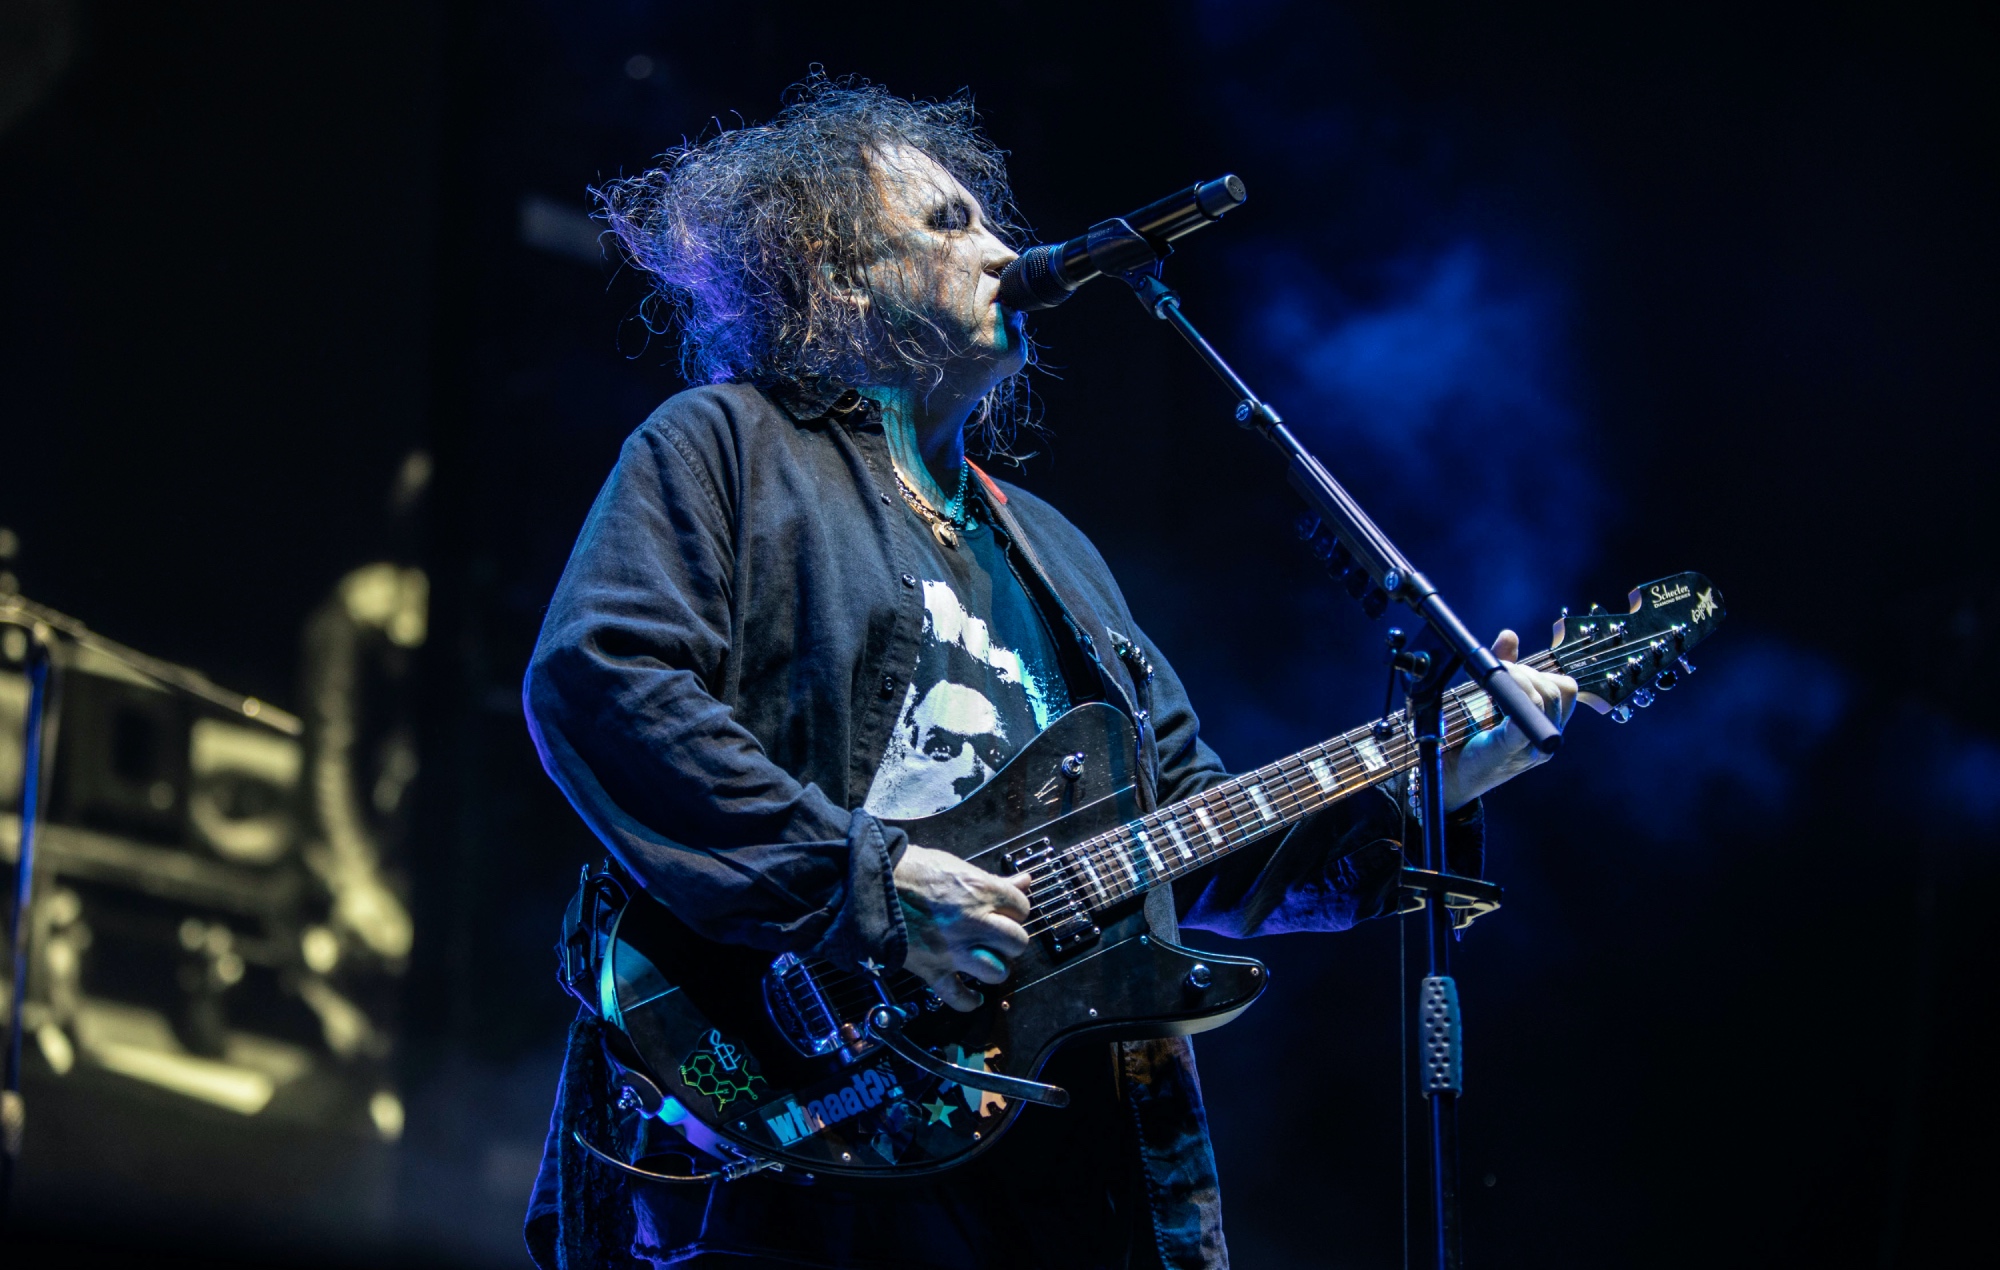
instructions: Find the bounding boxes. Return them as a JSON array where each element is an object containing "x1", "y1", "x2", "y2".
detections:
[{"x1": 893, "y1": 844, "x2": 1033, "y2": 1012}]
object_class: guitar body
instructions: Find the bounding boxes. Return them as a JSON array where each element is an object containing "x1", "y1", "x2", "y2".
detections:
[{"x1": 603, "y1": 703, "x2": 1269, "y2": 1179}]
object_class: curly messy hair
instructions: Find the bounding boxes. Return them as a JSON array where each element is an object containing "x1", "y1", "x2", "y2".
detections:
[{"x1": 596, "y1": 74, "x2": 1039, "y2": 455}]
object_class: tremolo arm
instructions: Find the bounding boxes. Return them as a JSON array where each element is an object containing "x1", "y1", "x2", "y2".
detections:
[{"x1": 863, "y1": 1005, "x2": 1070, "y2": 1108}]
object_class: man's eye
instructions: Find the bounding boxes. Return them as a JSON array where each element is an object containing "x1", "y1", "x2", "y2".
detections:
[{"x1": 931, "y1": 201, "x2": 973, "y2": 232}]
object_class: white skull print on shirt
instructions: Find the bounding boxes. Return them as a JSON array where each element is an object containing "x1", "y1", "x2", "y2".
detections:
[{"x1": 863, "y1": 513, "x2": 1071, "y2": 820}]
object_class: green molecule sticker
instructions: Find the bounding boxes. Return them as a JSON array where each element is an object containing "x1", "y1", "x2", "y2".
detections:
[{"x1": 678, "y1": 1028, "x2": 767, "y2": 1112}]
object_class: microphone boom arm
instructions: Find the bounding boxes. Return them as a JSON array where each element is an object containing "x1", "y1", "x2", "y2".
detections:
[{"x1": 1117, "y1": 267, "x2": 1562, "y2": 756}]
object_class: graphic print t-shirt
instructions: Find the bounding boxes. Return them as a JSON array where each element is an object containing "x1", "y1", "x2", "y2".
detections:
[{"x1": 863, "y1": 509, "x2": 1072, "y2": 821}]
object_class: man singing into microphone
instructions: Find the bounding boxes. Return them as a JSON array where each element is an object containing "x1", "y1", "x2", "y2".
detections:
[{"x1": 522, "y1": 77, "x2": 1574, "y2": 1270}]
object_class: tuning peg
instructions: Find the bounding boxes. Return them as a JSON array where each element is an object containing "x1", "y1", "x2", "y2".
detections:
[
  {"x1": 1654, "y1": 669, "x2": 1678, "y2": 691},
  {"x1": 1609, "y1": 704, "x2": 1633, "y2": 723},
  {"x1": 1631, "y1": 688, "x2": 1656, "y2": 709},
  {"x1": 1677, "y1": 656, "x2": 1696, "y2": 675},
  {"x1": 1295, "y1": 514, "x2": 1321, "y2": 541}
]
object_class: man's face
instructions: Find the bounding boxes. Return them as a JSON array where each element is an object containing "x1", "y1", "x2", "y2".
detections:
[{"x1": 864, "y1": 145, "x2": 1027, "y2": 381}]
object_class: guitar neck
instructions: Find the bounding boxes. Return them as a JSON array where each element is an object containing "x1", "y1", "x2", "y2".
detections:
[{"x1": 1057, "y1": 652, "x2": 1557, "y2": 910}]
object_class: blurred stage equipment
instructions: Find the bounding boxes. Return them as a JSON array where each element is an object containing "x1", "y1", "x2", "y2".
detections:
[
  {"x1": 0, "y1": 0, "x2": 79, "y2": 140},
  {"x1": 1, "y1": 578, "x2": 417, "y2": 1210}
]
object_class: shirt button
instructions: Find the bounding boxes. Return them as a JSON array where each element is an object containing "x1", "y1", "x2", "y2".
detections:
[
  {"x1": 880, "y1": 675, "x2": 897, "y2": 699},
  {"x1": 900, "y1": 573, "x2": 916, "y2": 588},
  {"x1": 879, "y1": 491, "x2": 892, "y2": 505}
]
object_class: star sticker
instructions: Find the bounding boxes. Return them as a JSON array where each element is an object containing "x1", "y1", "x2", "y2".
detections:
[
  {"x1": 924, "y1": 1098, "x2": 956, "y2": 1125},
  {"x1": 859, "y1": 957, "x2": 883, "y2": 975}
]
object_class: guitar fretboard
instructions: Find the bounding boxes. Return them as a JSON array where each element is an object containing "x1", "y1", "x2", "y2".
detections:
[{"x1": 1022, "y1": 652, "x2": 1558, "y2": 927}]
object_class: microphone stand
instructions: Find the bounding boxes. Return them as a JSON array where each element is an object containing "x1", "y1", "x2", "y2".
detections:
[{"x1": 1102, "y1": 245, "x2": 1560, "y2": 1270}]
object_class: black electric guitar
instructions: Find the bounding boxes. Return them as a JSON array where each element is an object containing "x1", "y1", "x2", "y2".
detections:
[{"x1": 587, "y1": 573, "x2": 1724, "y2": 1179}]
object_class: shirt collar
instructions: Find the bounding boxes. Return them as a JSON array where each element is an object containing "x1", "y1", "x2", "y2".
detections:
[{"x1": 759, "y1": 378, "x2": 878, "y2": 428}]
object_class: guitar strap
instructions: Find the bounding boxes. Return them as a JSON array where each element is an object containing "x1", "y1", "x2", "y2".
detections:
[
  {"x1": 970, "y1": 465, "x2": 1180, "y2": 945},
  {"x1": 968, "y1": 463, "x2": 1159, "y2": 810}
]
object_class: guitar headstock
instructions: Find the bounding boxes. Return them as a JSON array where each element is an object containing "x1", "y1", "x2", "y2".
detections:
[{"x1": 1550, "y1": 572, "x2": 1726, "y2": 721}]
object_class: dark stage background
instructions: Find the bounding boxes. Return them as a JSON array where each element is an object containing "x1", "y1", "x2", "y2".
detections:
[{"x1": 3, "y1": 1, "x2": 1996, "y2": 1266}]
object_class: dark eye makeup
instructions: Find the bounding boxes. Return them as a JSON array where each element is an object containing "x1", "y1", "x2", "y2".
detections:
[{"x1": 930, "y1": 200, "x2": 974, "y2": 232}]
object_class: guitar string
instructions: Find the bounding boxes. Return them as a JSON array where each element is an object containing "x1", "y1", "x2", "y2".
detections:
[
  {"x1": 1011, "y1": 644, "x2": 1575, "y2": 907},
  {"x1": 1083, "y1": 629, "x2": 1675, "y2": 901},
  {"x1": 812, "y1": 668, "x2": 1640, "y2": 995},
  {"x1": 1017, "y1": 711, "x2": 1486, "y2": 922},
  {"x1": 1025, "y1": 632, "x2": 1628, "y2": 894},
  {"x1": 1011, "y1": 628, "x2": 1678, "y2": 932},
  {"x1": 924, "y1": 632, "x2": 1624, "y2": 952},
  {"x1": 1013, "y1": 646, "x2": 1556, "y2": 903},
  {"x1": 808, "y1": 625, "x2": 1682, "y2": 986}
]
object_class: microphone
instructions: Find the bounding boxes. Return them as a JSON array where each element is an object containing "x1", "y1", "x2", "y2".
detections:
[{"x1": 998, "y1": 175, "x2": 1247, "y2": 311}]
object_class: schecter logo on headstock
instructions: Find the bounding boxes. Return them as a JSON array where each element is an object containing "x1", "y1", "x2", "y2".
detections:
[{"x1": 1648, "y1": 581, "x2": 1692, "y2": 608}]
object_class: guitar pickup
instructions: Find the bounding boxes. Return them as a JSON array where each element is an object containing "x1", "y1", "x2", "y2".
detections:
[
  {"x1": 1003, "y1": 839, "x2": 1052, "y2": 872},
  {"x1": 1045, "y1": 910, "x2": 1100, "y2": 956}
]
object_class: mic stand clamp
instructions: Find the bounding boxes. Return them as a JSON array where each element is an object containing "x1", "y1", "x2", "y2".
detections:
[{"x1": 1107, "y1": 261, "x2": 1549, "y2": 1270}]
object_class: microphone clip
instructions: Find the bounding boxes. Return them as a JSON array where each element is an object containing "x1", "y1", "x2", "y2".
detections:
[
  {"x1": 1085, "y1": 218, "x2": 1177, "y2": 316},
  {"x1": 1085, "y1": 217, "x2": 1166, "y2": 277}
]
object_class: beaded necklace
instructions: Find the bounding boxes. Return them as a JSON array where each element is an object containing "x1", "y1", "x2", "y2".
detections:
[{"x1": 895, "y1": 460, "x2": 971, "y2": 548}]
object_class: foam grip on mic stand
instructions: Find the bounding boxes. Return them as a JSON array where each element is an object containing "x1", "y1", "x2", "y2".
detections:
[{"x1": 1481, "y1": 658, "x2": 1563, "y2": 754}]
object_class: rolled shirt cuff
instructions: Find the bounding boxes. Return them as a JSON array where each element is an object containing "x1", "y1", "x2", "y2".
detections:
[{"x1": 808, "y1": 808, "x2": 910, "y2": 974}]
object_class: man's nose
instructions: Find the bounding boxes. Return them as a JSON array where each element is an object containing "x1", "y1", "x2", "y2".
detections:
[{"x1": 982, "y1": 235, "x2": 1018, "y2": 275}]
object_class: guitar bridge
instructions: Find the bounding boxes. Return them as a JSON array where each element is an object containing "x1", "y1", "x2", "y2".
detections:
[{"x1": 762, "y1": 952, "x2": 847, "y2": 1058}]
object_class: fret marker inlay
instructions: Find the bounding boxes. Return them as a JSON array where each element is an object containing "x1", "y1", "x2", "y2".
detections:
[
  {"x1": 1135, "y1": 829, "x2": 1165, "y2": 877},
  {"x1": 1110, "y1": 842, "x2": 1138, "y2": 890},
  {"x1": 1308, "y1": 756, "x2": 1337, "y2": 793},
  {"x1": 1248, "y1": 785, "x2": 1276, "y2": 822},
  {"x1": 1194, "y1": 806, "x2": 1223, "y2": 846},
  {"x1": 1353, "y1": 736, "x2": 1388, "y2": 771},
  {"x1": 1076, "y1": 852, "x2": 1107, "y2": 900},
  {"x1": 1164, "y1": 820, "x2": 1193, "y2": 860}
]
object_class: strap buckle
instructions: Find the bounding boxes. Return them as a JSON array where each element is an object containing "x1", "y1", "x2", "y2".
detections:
[{"x1": 557, "y1": 860, "x2": 631, "y2": 1013}]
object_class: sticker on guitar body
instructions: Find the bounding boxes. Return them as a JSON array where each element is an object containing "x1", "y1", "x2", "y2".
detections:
[
  {"x1": 678, "y1": 1028, "x2": 768, "y2": 1112},
  {"x1": 939, "y1": 1044, "x2": 1008, "y2": 1119},
  {"x1": 761, "y1": 1065, "x2": 903, "y2": 1145}
]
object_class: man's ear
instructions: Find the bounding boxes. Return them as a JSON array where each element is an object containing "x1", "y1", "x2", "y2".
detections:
[{"x1": 822, "y1": 262, "x2": 871, "y2": 312}]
